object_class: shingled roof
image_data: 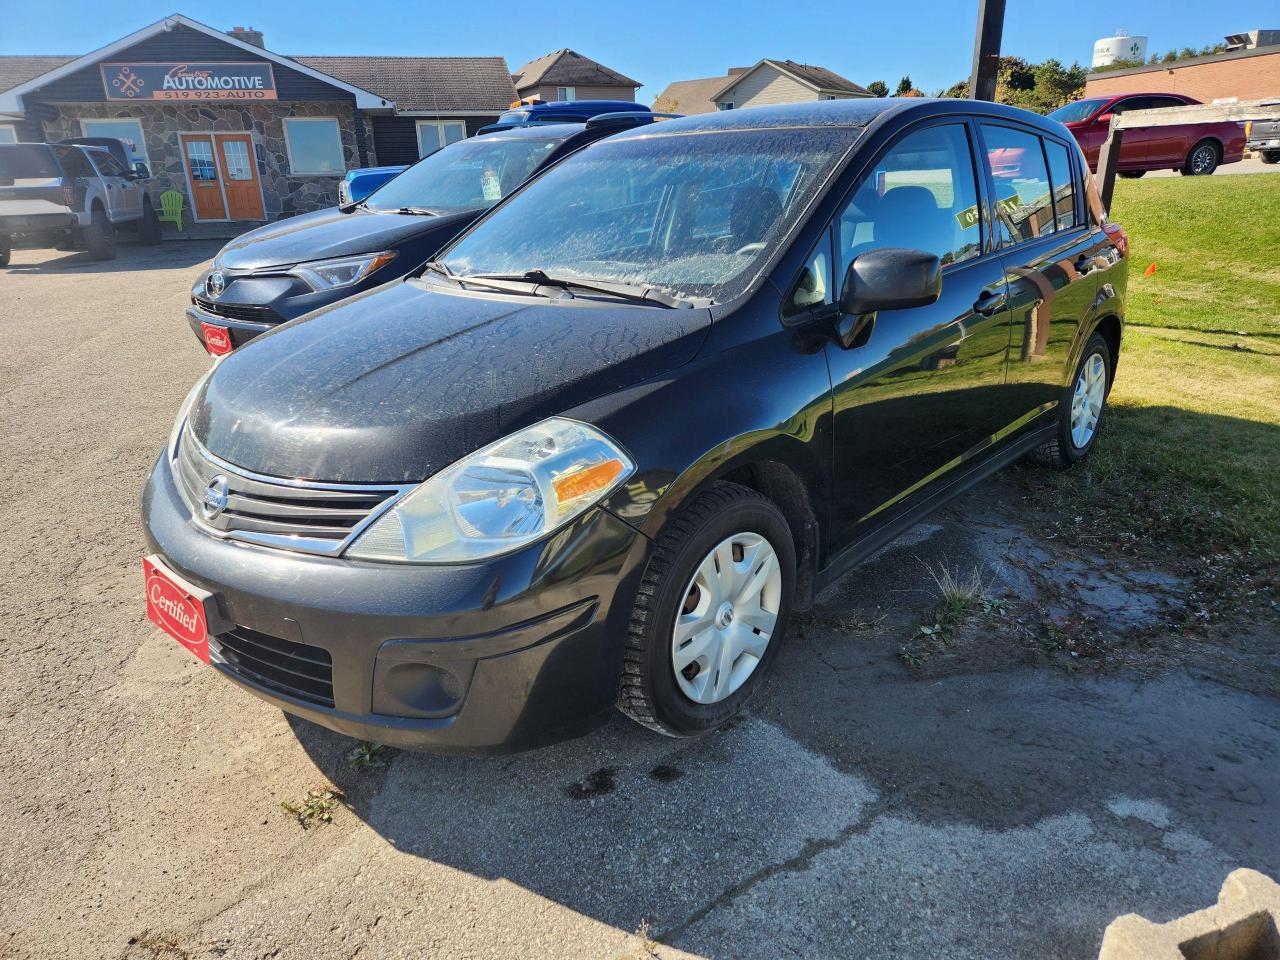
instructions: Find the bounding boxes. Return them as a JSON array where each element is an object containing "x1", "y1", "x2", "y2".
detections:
[
  {"x1": 292, "y1": 56, "x2": 517, "y2": 112},
  {"x1": 653, "y1": 75, "x2": 729, "y2": 115},
  {"x1": 512, "y1": 49, "x2": 640, "y2": 91},
  {"x1": 713, "y1": 59, "x2": 871, "y2": 102},
  {"x1": 0, "y1": 56, "x2": 75, "y2": 96}
]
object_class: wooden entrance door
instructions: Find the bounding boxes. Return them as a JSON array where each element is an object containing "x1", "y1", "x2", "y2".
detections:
[
  {"x1": 180, "y1": 134, "x2": 227, "y2": 221},
  {"x1": 215, "y1": 134, "x2": 265, "y2": 220}
]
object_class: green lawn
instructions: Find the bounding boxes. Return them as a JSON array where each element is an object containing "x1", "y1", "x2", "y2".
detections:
[{"x1": 1026, "y1": 173, "x2": 1280, "y2": 581}]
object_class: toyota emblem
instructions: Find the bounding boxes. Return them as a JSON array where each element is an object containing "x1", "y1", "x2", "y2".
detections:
[
  {"x1": 200, "y1": 475, "x2": 230, "y2": 520},
  {"x1": 206, "y1": 271, "x2": 226, "y2": 299}
]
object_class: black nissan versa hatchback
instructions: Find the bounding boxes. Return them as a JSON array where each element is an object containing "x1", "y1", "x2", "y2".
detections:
[{"x1": 141, "y1": 99, "x2": 1128, "y2": 753}]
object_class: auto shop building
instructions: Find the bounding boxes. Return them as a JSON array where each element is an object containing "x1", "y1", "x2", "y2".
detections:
[{"x1": 0, "y1": 15, "x2": 517, "y2": 232}]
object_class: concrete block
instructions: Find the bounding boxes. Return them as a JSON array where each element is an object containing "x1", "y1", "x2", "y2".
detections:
[{"x1": 1100, "y1": 869, "x2": 1280, "y2": 960}]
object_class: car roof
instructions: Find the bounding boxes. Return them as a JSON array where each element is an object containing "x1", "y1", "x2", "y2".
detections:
[
  {"x1": 481, "y1": 121, "x2": 589, "y2": 140},
  {"x1": 602, "y1": 98, "x2": 1070, "y2": 141}
]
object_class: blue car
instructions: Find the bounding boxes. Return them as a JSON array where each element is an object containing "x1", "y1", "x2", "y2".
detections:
[
  {"x1": 477, "y1": 99, "x2": 652, "y2": 134},
  {"x1": 338, "y1": 164, "x2": 409, "y2": 206}
]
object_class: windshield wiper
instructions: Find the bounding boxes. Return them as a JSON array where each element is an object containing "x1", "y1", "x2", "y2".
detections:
[
  {"x1": 421, "y1": 260, "x2": 459, "y2": 283},
  {"x1": 463, "y1": 269, "x2": 697, "y2": 308},
  {"x1": 393, "y1": 206, "x2": 437, "y2": 216},
  {"x1": 337, "y1": 199, "x2": 366, "y2": 214}
]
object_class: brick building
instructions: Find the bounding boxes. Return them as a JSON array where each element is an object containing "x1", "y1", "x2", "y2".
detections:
[{"x1": 1084, "y1": 43, "x2": 1280, "y2": 103}]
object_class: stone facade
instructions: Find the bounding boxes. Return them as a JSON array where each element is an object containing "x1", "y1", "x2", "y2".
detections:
[{"x1": 41, "y1": 100, "x2": 376, "y2": 230}]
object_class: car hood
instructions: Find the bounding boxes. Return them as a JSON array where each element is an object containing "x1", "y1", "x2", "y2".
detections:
[
  {"x1": 214, "y1": 207, "x2": 478, "y2": 271},
  {"x1": 190, "y1": 279, "x2": 712, "y2": 483}
]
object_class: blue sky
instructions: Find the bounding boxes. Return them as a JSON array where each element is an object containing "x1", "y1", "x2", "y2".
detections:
[{"x1": 4, "y1": 1, "x2": 1275, "y2": 99}]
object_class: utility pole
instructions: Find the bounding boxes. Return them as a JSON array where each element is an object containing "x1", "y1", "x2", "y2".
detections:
[{"x1": 969, "y1": 0, "x2": 1006, "y2": 101}]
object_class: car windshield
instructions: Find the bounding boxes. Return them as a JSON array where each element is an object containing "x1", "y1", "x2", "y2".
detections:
[
  {"x1": 0, "y1": 145, "x2": 59, "y2": 183},
  {"x1": 1047, "y1": 99, "x2": 1110, "y2": 124},
  {"x1": 439, "y1": 128, "x2": 853, "y2": 302},
  {"x1": 365, "y1": 136, "x2": 561, "y2": 214}
]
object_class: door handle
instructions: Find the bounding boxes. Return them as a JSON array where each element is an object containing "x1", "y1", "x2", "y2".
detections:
[
  {"x1": 1074, "y1": 254, "x2": 1096, "y2": 275},
  {"x1": 973, "y1": 290, "x2": 1007, "y2": 316}
]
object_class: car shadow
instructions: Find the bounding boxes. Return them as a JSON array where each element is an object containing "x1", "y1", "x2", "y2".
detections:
[
  {"x1": 282, "y1": 407, "x2": 1280, "y2": 941},
  {"x1": 3, "y1": 239, "x2": 220, "y2": 274}
]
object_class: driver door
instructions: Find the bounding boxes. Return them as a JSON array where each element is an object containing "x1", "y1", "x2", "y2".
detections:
[{"x1": 819, "y1": 120, "x2": 1016, "y2": 550}]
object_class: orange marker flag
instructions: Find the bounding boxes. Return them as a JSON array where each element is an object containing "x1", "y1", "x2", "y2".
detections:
[{"x1": 1144, "y1": 263, "x2": 1158, "y2": 277}]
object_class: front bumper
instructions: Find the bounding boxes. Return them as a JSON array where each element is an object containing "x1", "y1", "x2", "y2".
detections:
[
  {"x1": 1248, "y1": 138, "x2": 1280, "y2": 151},
  {"x1": 186, "y1": 304, "x2": 276, "y2": 351},
  {"x1": 141, "y1": 451, "x2": 652, "y2": 752}
]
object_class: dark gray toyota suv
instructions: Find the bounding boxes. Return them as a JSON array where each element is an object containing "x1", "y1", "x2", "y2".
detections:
[{"x1": 141, "y1": 99, "x2": 1128, "y2": 753}]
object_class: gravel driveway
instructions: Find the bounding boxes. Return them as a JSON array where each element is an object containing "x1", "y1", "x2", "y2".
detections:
[{"x1": 2, "y1": 242, "x2": 1277, "y2": 960}]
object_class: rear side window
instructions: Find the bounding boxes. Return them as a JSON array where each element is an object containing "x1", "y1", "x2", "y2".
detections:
[
  {"x1": 1042, "y1": 139, "x2": 1078, "y2": 231},
  {"x1": 835, "y1": 123, "x2": 983, "y2": 279},
  {"x1": 980, "y1": 124, "x2": 1055, "y2": 245},
  {"x1": 88, "y1": 151, "x2": 127, "y2": 177},
  {"x1": 0, "y1": 145, "x2": 59, "y2": 182},
  {"x1": 53, "y1": 146, "x2": 95, "y2": 179}
]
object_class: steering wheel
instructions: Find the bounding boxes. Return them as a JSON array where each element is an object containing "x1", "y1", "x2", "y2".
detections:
[{"x1": 732, "y1": 242, "x2": 766, "y2": 257}]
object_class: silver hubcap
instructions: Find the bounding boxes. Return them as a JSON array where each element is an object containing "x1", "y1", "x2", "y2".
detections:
[
  {"x1": 1192, "y1": 146, "x2": 1214, "y2": 172},
  {"x1": 672, "y1": 532, "x2": 782, "y2": 705},
  {"x1": 1070, "y1": 352, "x2": 1106, "y2": 448}
]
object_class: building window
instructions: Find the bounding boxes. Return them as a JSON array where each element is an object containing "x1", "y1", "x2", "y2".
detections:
[
  {"x1": 0, "y1": 125, "x2": 17, "y2": 145},
  {"x1": 556, "y1": 86, "x2": 576, "y2": 101},
  {"x1": 283, "y1": 118, "x2": 345, "y2": 175},
  {"x1": 415, "y1": 120, "x2": 468, "y2": 158},
  {"x1": 80, "y1": 118, "x2": 147, "y2": 165},
  {"x1": 717, "y1": 102, "x2": 735, "y2": 111}
]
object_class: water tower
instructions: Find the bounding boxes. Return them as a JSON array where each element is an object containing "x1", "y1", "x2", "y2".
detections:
[{"x1": 1092, "y1": 31, "x2": 1149, "y2": 68}]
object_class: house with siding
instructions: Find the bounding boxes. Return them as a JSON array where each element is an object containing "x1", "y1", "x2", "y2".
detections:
[
  {"x1": 510, "y1": 49, "x2": 640, "y2": 103},
  {"x1": 664, "y1": 59, "x2": 871, "y2": 113},
  {"x1": 0, "y1": 15, "x2": 515, "y2": 233}
]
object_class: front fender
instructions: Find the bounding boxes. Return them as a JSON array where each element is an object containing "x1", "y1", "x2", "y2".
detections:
[{"x1": 567, "y1": 319, "x2": 834, "y2": 548}]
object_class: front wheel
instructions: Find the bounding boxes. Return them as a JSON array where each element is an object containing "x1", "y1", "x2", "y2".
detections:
[
  {"x1": 0, "y1": 236, "x2": 10, "y2": 268},
  {"x1": 1033, "y1": 332, "x2": 1113, "y2": 468},
  {"x1": 1260, "y1": 150, "x2": 1280, "y2": 165},
  {"x1": 618, "y1": 482, "x2": 795, "y2": 737},
  {"x1": 1182, "y1": 140, "x2": 1220, "y2": 176}
]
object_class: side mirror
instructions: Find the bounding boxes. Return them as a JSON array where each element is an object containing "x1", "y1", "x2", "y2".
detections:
[
  {"x1": 132, "y1": 161, "x2": 150, "y2": 180},
  {"x1": 1096, "y1": 112, "x2": 1115, "y2": 126},
  {"x1": 840, "y1": 247, "x2": 941, "y2": 315}
]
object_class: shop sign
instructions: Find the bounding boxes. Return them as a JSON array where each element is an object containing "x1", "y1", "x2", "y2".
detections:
[{"x1": 100, "y1": 62, "x2": 278, "y2": 101}]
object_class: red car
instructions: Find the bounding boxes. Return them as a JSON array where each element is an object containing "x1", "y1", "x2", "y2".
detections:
[{"x1": 1048, "y1": 92, "x2": 1245, "y2": 177}]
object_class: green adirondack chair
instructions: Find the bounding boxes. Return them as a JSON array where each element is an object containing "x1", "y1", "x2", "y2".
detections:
[{"x1": 158, "y1": 190, "x2": 186, "y2": 232}]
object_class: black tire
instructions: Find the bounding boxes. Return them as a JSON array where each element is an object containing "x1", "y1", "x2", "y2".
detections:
[
  {"x1": 82, "y1": 205, "x2": 117, "y2": 261},
  {"x1": 1181, "y1": 139, "x2": 1220, "y2": 176},
  {"x1": 1260, "y1": 150, "x2": 1280, "y2": 165},
  {"x1": 1032, "y1": 332, "x2": 1113, "y2": 468},
  {"x1": 618, "y1": 482, "x2": 796, "y2": 737},
  {"x1": 138, "y1": 201, "x2": 162, "y2": 244},
  {"x1": 1118, "y1": 170, "x2": 1145, "y2": 179},
  {"x1": 0, "y1": 237, "x2": 10, "y2": 268}
]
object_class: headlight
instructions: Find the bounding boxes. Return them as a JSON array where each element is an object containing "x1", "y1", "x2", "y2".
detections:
[
  {"x1": 290, "y1": 251, "x2": 397, "y2": 291},
  {"x1": 347, "y1": 418, "x2": 635, "y2": 564},
  {"x1": 168, "y1": 363, "x2": 217, "y2": 460}
]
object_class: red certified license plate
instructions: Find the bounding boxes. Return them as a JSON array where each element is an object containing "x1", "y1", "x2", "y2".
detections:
[
  {"x1": 144, "y1": 555, "x2": 212, "y2": 663},
  {"x1": 201, "y1": 322, "x2": 233, "y2": 356}
]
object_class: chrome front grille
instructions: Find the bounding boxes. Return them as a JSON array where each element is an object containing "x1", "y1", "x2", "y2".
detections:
[{"x1": 173, "y1": 428, "x2": 413, "y2": 556}]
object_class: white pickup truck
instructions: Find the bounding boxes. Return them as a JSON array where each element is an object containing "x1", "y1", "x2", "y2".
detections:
[{"x1": 0, "y1": 141, "x2": 162, "y2": 265}]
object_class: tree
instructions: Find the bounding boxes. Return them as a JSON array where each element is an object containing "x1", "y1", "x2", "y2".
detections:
[
  {"x1": 940, "y1": 79, "x2": 969, "y2": 99},
  {"x1": 651, "y1": 95, "x2": 678, "y2": 113},
  {"x1": 867, "y1": 80, "x2": 889, "y2": 97},
  {"x1": 894, "y1": 75, "x2": 913, "y2": 96},
  {"x1": 938, "y1": 55, "x2": 1086, "y2": 114}
]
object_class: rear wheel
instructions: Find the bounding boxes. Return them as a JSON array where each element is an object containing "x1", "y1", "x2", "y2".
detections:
[
  {"x1": 1181, "y1": 140, "x2": 1220, "y2": 176},
  {"x1": 0, "y1": 236, "x2": 10, "y2": 268},
  {"x1": 82, "y1": 206, "x2": 117, "y2": 260},
  {"x1": 1261, "y1": 150, "x2": 1280, "y2": 165},
  {"x1": 138, "y1": 201, "x2": 162, "y2": 244},
  {"x1": 1033, "y1": 332, "x2": 1112, "y2": 468},
  {"x1": 1118, "y1": 170, "x2": 1145, "y2": 179},
  {"x1": 618, "y1": 482, "x2": 795, "y2": 737}
]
